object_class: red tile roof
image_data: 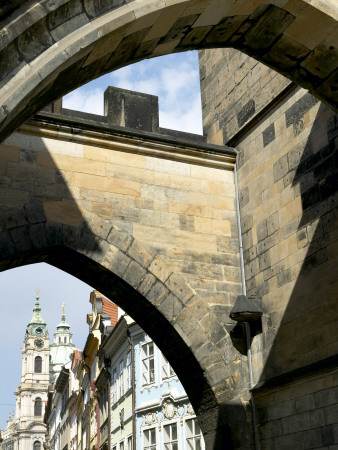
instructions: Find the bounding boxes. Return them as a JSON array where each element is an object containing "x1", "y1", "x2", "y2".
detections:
[
  {"x1": 102, "y1": 297, "x2": 118, "y2": 326},
  {"x1": 73, "y1": 349, "x2": 82, "y2": 361}
]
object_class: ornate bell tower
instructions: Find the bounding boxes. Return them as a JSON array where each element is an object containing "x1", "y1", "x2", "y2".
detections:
[{"x1": 14, "y1": 289, "x2": 49, "y2": 450}]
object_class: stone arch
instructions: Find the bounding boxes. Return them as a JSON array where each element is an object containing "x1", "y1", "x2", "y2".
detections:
[
  {"x1": 0, "y1": 200, "x2": 248, "y2": 449},
  {"x1": 0, "y1": 0, "x2": 337, "y2": 142}
]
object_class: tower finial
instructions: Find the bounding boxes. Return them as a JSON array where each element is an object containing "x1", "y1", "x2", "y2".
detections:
[
  {"x1": 61, "y1": 302, "x2": 66, "y2": 318},
  {"x1": 36, "y1": 288, "x2": 40, "y2": 300}
]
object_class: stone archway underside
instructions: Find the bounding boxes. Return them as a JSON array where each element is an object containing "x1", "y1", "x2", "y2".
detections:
[
  {"x1": 0, "y1": 202, "x2": 250, "y2": 449},
  {"x1": 0, "y1": 0, "x2": 337, "y2": 142}
]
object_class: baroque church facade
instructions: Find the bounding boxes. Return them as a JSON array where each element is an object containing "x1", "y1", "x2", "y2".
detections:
[{"x1": 2, "y1": 293, "x2": 74, "y2": 450}]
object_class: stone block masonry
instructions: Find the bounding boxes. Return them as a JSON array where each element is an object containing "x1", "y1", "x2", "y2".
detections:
[
  {"x1": 240, "y1": 90, "x2": 338, "y2": 447},
  {"x1": 3, "y1": 92, "x2": 241, "y2": 321},
  {"x1": 0, "y1": 0, "x2": 337, "y2": 142},
  {"x1": 0, "y1": 85, "x2": 255, "y2": 448},
  {"x1": 200, "y1": 47, "x2": 338, "y2": 448}
]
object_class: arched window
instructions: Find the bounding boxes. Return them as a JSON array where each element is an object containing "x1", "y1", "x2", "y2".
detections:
[
  {"x1": 34, "y1": 356, "x2": 42, "y2": 373},
  {"x1": 34, "y1": 397, "x2": 42, "y2": 416},
  {"x1": 64, "y1": 337, "x2": 67, "y2": 343},
  {"x1": 59, "y1": 337, "x2": 61, "y2": 343},
  {"x1": 33, "y1": 441, "x2": 41, "y2": 450}
]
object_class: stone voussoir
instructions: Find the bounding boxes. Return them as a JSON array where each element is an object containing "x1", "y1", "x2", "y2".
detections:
[
  {"x1": 165, "y1": 272, "x2": 195, "y2": 304},
  {"x1": 148, "y1": 255, "x2": 173, "y2": 283},
  {"x1": 121, "y1": 259, "x2": 148, "y2": 289},
  {"x1": 127, "y1": 238, "x2": 154, "y2": 269}
]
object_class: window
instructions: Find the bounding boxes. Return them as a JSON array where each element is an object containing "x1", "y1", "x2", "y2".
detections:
[
  {"x1": 127, "y1": 435, "x2": 132, "y2": 450},
  {"x1": 186, "y1": 418, "x2": 203, "y2": 450},
  {"x1": 163, "y1": 423, "x2": 178, "y2": 450},
  {"x1": 127, "y1": 350, "x2": 132, "y2": 390},
  {"x1": 112, "y1": 369, "x2": 117, "y2": 404},
  {"x1": 119, "y1": 440, "x2": 124, "y2": 450},
  {"x1": 34, "y1": 397, "x2": 42, "y2": 416},
  {"x1": 143, "y1": 428, "x2": 156, "y2": 450},
  {"x1": 119, "y1": 359, "x2": 124, "y2": 397},
  {"x1": 90, "y1": 410, "x2": 97, "y2": 438},
  {"x1": 91, "y1": 357, "x2": 97, "y2": 382},
  {"x1": 101, "y1": 386, "x2": 108, "y2": 421},
  {"x1": 34, "y1": 356, "x2": 42, "y2": 373},
  {"x1": 161, "y1": 355, "x2": 175, "y2": 380},
  {"x1": 33, "y1": 441, "x2": 41, "y2": 450},
  {"x1": 59, "y1": 337, "x2": 61, "y2": 343},
  {"x1": 64, "y1": 337, "x2": 67, "y2": 343},
  {"x1": 141, "y1": 342, "x2": 154, "y2": 386}
]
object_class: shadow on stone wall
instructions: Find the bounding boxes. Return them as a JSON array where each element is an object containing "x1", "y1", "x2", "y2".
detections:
[
  {"x1": 252, "y1": 101, "x2": 338, "y2": 446},
  {"x1": 0, "y1": 128, "x2": 247, "y2": 449},
  {"x1": 259, "y1": 101, "x2": 338, "y2": 379}
]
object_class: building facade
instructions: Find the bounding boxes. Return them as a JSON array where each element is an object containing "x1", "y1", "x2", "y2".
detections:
[
  {"x1": 134, "y1": 332, "x2": 204, "y2": 450},
  {"x1": 98, "y1": 312, "x2": 205, "y2": 450},
  {"x1": 73, "y1": 290, "x2": 118, "y2": 450}
]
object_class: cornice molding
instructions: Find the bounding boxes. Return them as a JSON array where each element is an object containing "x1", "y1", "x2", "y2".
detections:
[{"x1": 19, "y1": 116, "x2": 236, "y2": 171}]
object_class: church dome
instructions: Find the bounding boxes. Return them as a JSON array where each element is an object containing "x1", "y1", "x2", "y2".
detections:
[
  {"x1": 49, "y1": 344, "x2": 74, "y2": 365},
  {"x1": 49, "y1": 304, "x2": 75, "y2": 383}
]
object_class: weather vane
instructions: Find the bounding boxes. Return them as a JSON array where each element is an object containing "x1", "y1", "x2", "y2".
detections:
[
  {"x1": 36, "y1": 288, "x2": 40, "y2": 300},
  {"x1": 61, "y1": 302, "x2": 66, "y2": 317}
]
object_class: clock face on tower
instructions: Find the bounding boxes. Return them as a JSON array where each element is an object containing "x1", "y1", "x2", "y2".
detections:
[{"x1": 34, "y1": 338, "x2": 44, "y2": 349}]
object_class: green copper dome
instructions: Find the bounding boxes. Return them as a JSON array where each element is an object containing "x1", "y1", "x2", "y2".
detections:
[
  {"x1": 49, "y1": 304, "x2": 75, "y2": 382},
  {"x1": 56, "y1": 312, "x2": 71, "y2": 334},
  {"x1": 25, "y1": 293, "x2": 48, "y2": 338}
]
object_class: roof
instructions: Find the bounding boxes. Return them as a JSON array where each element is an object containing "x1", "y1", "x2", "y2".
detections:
[
  {"x1": 26, "y1": 296, "x2": 48, "y2": 337},
  {"x1": 102, "y1": 297, "x2": 118, "y2": 326}
]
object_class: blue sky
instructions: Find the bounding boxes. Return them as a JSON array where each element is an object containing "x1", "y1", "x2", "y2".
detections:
[
  {"x1": 63, "y1": 51, "x2": 203, "y2": 134},
  {"x1": 0, "y1": 51, "x2": 202, "y2": 431}
]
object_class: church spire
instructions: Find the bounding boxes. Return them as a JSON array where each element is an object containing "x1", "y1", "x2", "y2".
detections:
[
  {"x1": 25, "y1": 289, "x2": 48, "y2": 338},
  {"x1": 56, "y1": 302, "x2": 71, "y2": 333}
]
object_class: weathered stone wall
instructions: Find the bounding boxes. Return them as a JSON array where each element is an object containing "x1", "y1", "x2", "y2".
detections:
[
  {"x1": 199, "y1": 47, "x2": 292, "y2": 145},
  {"x1": 238, "y1": 88, "x2": 338, "y2": 448},
  {"x1": 255, "y1": 366, "x2": 338, "y2": 450},
  {"x1": 1, "y1": 0, "x2": 337, "y2": 142},
  {"x1": 200, "y1": 47, "x2": 338, "y2": 448},
  {"x1": 2, "y1": 112, "x2": 241, "y2": 316},
  {"x1": 0, "y1": 99, "x2": 251, "y2": 448}
]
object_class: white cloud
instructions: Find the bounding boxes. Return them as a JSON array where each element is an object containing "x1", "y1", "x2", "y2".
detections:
[
  {"x1": 160, "y1": 94, "x2": 203, "y2": 134},
  {"x1": 63, "y1": 87, "x2": 104, "y2": 115}
]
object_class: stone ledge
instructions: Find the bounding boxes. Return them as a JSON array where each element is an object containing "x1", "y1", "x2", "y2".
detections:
[
  {"x1": 252, "y1": 355, "x2": 338, "y2": 396},
  {"x1": 18, "y1": 112, "x2": 236, "y2": 170}
]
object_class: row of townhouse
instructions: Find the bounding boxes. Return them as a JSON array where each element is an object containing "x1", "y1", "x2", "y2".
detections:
[{"x1": 45, "y1": 291, "x2": 205, "y2": 450}]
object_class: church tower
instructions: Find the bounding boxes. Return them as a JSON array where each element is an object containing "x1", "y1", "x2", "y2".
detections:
[
  {"x1": 14, "y1": 290, "x2": 49, "y2": 450},
  {"x1": 49, "y1": 303, "x2": 75, "y2": 384},
  {"x1": 2, "y1": 293, "x2": 76, "y2": 450}
]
